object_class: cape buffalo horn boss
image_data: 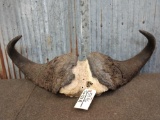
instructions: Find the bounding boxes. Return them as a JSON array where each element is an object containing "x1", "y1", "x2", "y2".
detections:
[{"x1": 7, "y1": 30, "x2": 156, "y2": 97}]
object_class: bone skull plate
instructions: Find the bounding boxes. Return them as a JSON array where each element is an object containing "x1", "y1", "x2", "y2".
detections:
[{"x1": 7, "y1": 30, "x2": 156, "y2": 97}]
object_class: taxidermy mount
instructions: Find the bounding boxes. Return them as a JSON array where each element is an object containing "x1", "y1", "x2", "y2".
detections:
[{"x1": 7, "y1": 30, "x2": 156, "y2": 97}]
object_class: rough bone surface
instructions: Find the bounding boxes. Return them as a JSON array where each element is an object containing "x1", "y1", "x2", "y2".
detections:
[{"x1": 60, "y1": 60, "x2": 108, "y2": 97}]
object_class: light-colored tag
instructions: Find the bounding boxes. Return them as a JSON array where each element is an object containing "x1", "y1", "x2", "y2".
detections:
[{"x1": 74, "y1": 89, "x2": 96, "y2": 110}]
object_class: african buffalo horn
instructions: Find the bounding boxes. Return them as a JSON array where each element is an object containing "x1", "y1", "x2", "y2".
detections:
[
  {"x1": 7, "y1": 30, "x2": 156, "y2": 96},
  {"x1": 87, "y1": 30, "x2": 156, "y2": 90},
  {"x1": 7, "y1": 35, "x2": 78, "y2": 93}
]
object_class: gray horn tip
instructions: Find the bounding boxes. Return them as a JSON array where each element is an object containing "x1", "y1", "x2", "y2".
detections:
[
  {"x1": 139, "y1": 30, "x2": 155, "y2": 38},
  {"x1": 139, "y1": 29, "x2": 149, "y2": 35},
  {"x1": 7, "y1": 35, "x2": 22, "y2": 55},
  {"x1": 15, "y1": 35, "x2": 22, "y2": 40},
  {"x1": 139, "y1": 29, "x2": 156, "y2": 46},
  {"x1": 10, "y1": 35, "x2": 22, "y2": 44},
  {"x1": 139, "y1": 29, "x2": 145, "y2": 33}
]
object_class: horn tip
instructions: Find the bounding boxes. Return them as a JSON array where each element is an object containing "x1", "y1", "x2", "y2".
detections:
[
  {"x1": 11, "y1": 35, "x2": 22, "y2": 43},
  {"x1": 17, "y1": 35, "x2": 22, "y2": 39},
  {"x1": 139, "y1": 30, "x2": 155, "y2": 41},
  {"x1": 7, "y1": 35, "x2": 23, "y2": 54},
  {"x1": 139, "y1": 29, "x2": 145, "y2": 34},
  {"x1": 12, "y1": 35, "x2": 22, "y2": 43}
]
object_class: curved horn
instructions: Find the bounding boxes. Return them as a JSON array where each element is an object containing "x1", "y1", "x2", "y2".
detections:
[
  {"x1": 7, "y1": 36, "x2": 77, "y2": 93},
  {"x1": 87, "y1": 30, "x2": 156, "y2": 90},
  {"x1": 116, "y1": 30, "x2": 156, "y2": 81},
  {"x1": 7, "y1": 35, "x2": 39, "y2": 74}
]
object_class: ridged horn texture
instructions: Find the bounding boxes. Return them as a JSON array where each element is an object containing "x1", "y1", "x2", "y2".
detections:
[
  {"x1": 7, "y1": 30, "x2": 156, "y2": 94},
  {"x1": 7, "y1": 36, "x2": 78, "y2": 93},
  {"x1": 87, "y1": 30, "x2": 156, "y2": 90}
]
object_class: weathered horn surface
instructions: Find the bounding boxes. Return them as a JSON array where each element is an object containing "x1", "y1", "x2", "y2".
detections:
[
  {"x1": 7, "y1": 30, "x2": 156, "y2": 97},
  {"x1": 87, "y1": 30, "x2": 156, "y2": 90},
  {"x1": 7, "y1": 36, "x2": 78, "y2": 93}
]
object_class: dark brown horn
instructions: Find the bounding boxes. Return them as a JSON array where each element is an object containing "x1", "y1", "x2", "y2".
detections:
[
  {"x1": 7, "y1": 35, "x2": 37, "y2": 67},
  {"x1": 116, "y1": 30, "x2": 156, "y2": 82},
  {"x1": 87, "y1": 30, "x2": 156, "y2": 90},
  {"x1": 7, "y1": 36, "x2": 77, "y2": 93}
]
